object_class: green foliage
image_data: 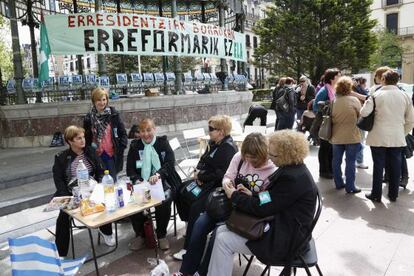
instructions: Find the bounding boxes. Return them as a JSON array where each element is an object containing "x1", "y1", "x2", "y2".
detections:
[
  {"x1": 252, "y1": 88, "x2": 272, "y2": 101},
  {"x1": 370, "y1": 30, "x2": 403, "y2": 69},
  {"x1": 254, "y1": 0, "x2": 377, "y2": 83},
  {"x1": 0, "y1": 15, "x2": 13, "y2": 80}
]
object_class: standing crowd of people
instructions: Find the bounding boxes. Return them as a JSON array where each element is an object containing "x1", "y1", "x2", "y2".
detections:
[{"x1": 50, "y1": 66, "x2": 414, "y2": 274}]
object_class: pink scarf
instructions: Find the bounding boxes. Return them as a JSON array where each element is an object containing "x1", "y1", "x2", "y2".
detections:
[{"x1": 325, "y1": 84, "x2": 335, "y2": 101}]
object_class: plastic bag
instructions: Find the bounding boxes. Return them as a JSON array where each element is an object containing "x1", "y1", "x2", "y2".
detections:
[{"x1": 149, "y1": 259, "x2": 169, "y2": 276}]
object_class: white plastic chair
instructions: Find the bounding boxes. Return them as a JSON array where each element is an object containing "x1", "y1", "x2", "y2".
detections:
[
  {"x1": 169, "y1": 137, "x2": 199, "y2": 180},
  {"x1": 244, "y1": 125, "x2": 267, "y2": 135},
  {"x1": 182, "y1": 128, "x2": 206, "y2": 157},
  {"x1": 231, "y1": 119, "x2": 244, "y2": 136}
]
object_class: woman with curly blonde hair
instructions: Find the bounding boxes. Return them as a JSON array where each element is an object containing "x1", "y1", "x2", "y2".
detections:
[{"x1": 208, "y1": 130, "x2": 318, "y2": 276}]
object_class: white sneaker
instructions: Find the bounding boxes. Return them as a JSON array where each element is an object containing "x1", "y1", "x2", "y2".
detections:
[
  {"x1": 173, "y1": 249, "x2": 187, "y2": 261},
  {"x1": 356, "y1": 163, "x2": 369, "y2": 169},
  {"x1": 99, "y1": 230, "x2": 115, "y2": 247}
]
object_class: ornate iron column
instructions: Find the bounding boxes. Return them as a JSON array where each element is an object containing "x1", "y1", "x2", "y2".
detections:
[
  {"x1": 171, "y1": 0, "x2": 182, "y2": 94},
  {"x1": 95, "y1": 0, "x2": 107, "y2": 76},
  {"x1": 218, "y1": 0, "x2": 228, "y2": 90},
  {"x1": 9, "y1": 0, "x2": 25, "y2": 104}
]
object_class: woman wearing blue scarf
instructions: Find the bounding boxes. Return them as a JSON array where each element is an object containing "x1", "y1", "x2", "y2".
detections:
[{"x1": 126, "y1": 118, "x2": 177, "y2": 251}]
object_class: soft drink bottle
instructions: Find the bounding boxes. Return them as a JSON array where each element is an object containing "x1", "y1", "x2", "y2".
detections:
[
  {"x1": 76, "y1": 160, "x2": 89, "y2": 199},
  {"x1": 102, "y1": 170, "x2": 116, "y2": 212}
]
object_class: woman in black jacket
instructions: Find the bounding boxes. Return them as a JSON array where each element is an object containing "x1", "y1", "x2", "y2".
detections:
[
  {"x1": 207, "y1": 130, "x2": 317, "y2": 275},
  {"x1": 53, "y1": 125, "x2": 114, "y2": 257},
  {"x1": 84, "y1": 88, "x2": 128, "y2": 180},
  {"x1": 126, "y1": 118, "x2": 179, "y2": 251},
  {"x1": 173, "y1": 115, "x2": 238, "y2": 261}
]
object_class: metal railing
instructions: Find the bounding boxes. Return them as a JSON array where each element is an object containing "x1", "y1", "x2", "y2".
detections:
[{"x1": 398, "y1": 26, "x2": 414, "y2": 36}]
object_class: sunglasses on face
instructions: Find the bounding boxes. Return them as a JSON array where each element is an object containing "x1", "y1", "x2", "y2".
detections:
[{"x1": 209, "y1": 126, "x2": 218, "y2": 132}]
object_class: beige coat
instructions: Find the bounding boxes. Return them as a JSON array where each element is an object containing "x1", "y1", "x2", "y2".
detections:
[
  {"x1": 360, "y1": 85, "x2": 414, "y2": 147},
  {"x1": 330, "y1": 95, "x2": 362, "y2": 145}
]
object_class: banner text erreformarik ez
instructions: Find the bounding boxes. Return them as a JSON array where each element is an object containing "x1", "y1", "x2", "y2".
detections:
[{"x1": 44, "y1": 12, "x2": 246, "y2": 62}]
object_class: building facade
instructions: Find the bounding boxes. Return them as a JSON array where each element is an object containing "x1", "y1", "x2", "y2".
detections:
[{"x1": 370, "y1": 0, "x2": 414, "y2": 83}]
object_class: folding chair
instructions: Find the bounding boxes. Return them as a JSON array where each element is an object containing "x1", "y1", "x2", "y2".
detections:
[
  {"x1": 231, "y1": 119, "x2": 244, "y2": 136},
  {"x1": 244, "y1": 125, "x2": 267, "y2": 135},
  {"x1": 243, "y1": 188, "x2": 323, "y2": 276},
  {"x1": 182, "y1": 128, "x2": 206, "y2": 157},
  {"x1": 169, "y1": 137, "x2": 200, "y2": 179},
  {"x1": 8, "y1": 235, "x2": 87, "y2": 276}
]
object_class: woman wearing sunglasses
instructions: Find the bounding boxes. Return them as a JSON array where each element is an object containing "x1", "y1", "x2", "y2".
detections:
[{"x1": 174, "y1": 115, "x2": 238, "y2": 262}]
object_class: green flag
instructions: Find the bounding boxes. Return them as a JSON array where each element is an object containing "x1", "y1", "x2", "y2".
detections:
[{"x1": 38, "y1": 19, "x2": 51, "y2": 87}]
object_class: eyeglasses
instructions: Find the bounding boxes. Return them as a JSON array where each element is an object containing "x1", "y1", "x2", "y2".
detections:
[
  {"x1": 209, "y1": 126, "x2": 218, "y2": 132},
  {"x1": 269, "y1": 153, "x2": 278, "y2": 158}
]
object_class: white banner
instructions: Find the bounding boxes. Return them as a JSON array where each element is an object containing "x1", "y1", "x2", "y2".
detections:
[{"x1": 45, "y1": 12, "x2": 246, "y2": 62}]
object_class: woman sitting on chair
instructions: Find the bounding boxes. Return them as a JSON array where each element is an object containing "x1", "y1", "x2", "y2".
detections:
[
  {"x1": 207, "y1": 130, "x2": 317, "y2": 276},
  {"x1": 126, "y1": 118, "x2": 178, "y2": 251},
  {"x1": 172, "y1": 133, "x2": 276, "y2": 276},
  {"x1": 174, "y1": 115, "x2": 238, "y2": 262},
  {"x1": 53, "y1": 125, "x2": 114, "y2": 257}
]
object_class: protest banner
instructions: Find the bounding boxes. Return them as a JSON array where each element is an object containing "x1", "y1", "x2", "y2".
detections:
[{"x1": 45, "y1": 12, "x2": 246, "y2": 62}]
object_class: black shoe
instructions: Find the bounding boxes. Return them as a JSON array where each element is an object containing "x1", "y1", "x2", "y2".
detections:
[
  {"x1": 400, "y1": 177, "x2": 408, "y2": 189},
  {"x1": 346, "y1": 187, "x2": 361, "y2": 194},
  {"x1": 320, "y1": 173, "x2": 333, "y2": 179},
  {"x1": 388, "y1": 197, "x2": 397, "y2": 202},
  {"x1": 365, "y1": 193, "x2": 381, "y2": 203}
]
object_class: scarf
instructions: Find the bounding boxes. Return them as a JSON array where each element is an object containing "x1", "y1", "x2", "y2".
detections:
[
  {"x1": 325, "y1": 84, "x2": 336, "y2": 101},
  {"x1": 90, "y1": 106, "x2": 112, "y2": 147},
  {"x1": 141, "y1": 136, "x2": 161, "y2": 181}
]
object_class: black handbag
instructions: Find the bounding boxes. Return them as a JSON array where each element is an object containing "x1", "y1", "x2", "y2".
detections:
[
  {"x1": 404, "y1": 133, "x2": 414, "y2": 158},
  {"x1": 357, "y1": 97, "x2": 376, "y2": 131},
  {"x1": 205, "y1": 187, "x2": 232, "y2": 221},
  {"x1": 206, "y1": 159, "x2": 244, "y2": 221}
]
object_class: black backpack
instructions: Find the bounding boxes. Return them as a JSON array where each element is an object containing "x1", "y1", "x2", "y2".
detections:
[{"x1": 275, "y1": 87, "x2": 293, "y2": 112}]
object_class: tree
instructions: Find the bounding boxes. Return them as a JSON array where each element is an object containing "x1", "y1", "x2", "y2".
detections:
[
  {"x1": 0, "y1": 15, "x2": 13, "y2": 80},
  {"x1": 370, "y1": 30, "x2": 403, "y2": 70},
  {"x1": 254, "y1": 0, "x2": 377, "y2": 83}
]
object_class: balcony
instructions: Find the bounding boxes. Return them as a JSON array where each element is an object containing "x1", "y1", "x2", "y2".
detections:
[
  {"x1": 399, "y1": 26, "x2": 414, "y2": 37},
  {"x1": 382, "y1": 0, "x2": 402, "y2": 8},
  {"x1": 246, "y1": 12, "x2": 261, "y2": 22}
]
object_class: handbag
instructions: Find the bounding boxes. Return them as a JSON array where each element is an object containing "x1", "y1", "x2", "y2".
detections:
[
  {"x1": 404, "y1": 133, "x2": 414, "y2": 159},
  {"x1": 357, "y1": 97, "x2": 376, "y2": 131},
  {"x1": 205, "y1": 187, "x2": 232, "y2": 221},
  {"x1": 206, "y1": 159, "x2": 244, "y2": 221},
  {"x1": 318, "y1": 102, "x2": 333, "y2": 141},
  {"x1": 226, "y1": 209, "x2": 274, "y2": 240}
]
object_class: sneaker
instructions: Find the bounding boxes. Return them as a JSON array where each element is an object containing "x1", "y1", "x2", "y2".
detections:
[
  {"x1": 128, "y1": 236, "x2": 145, "y2": 251},
  {"x1": 173, "y1": 249, "x2": 187, "y2": 261},
  {"x1": 356, "y1": 163, "x2": 369, "y2": 169},
  {"x1": 159, "y1": 238, "x2": 170, "y2": 250},
  {"x1": 99, "y1": 230, "x2": 115, "y2": 247}
]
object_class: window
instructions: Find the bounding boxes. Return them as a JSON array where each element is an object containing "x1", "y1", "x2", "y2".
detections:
[
  {"x1": 386, "y1": 13, "x2": 398, "y2": 34},
  {"x1": 385, "y1": 0, "x2": 399, "y2": 6},
  {"x1": 246, "y1": 34, "x2": 251, "y2": 47},
  {"x1": 253, "y1": 36, "x2": 258, "y2": 48},
  {"x1": 70, "y1": 62, "x2": 74, "y2": 72},
  {"x1": 86, "y1": 58, "x2": 91, "y2": 69},
  {"x1": 247, "y1": 51, "x2": 250, "y2": 60}
]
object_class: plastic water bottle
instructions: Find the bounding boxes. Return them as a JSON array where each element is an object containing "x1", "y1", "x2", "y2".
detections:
[
  {"x1": 102, "y1": 170, "x2": 116, "y2": 212},
  {"x1": 76, "y1": 160, "x2": 89, "y2": 199}
]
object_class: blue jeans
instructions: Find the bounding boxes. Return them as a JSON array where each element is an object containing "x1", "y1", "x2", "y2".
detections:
[
  {"x1": 332, "y1": 143, "x2": 361, "y2": 191},
  {"x1": 356, "y1": 130, "x2": 366, "y2": 164},
  {"x1": 371, "y1": 147, "x2": 403, "y2": 199},
  {"x1": 296, "y1": 109, "x2": 305, "y2": 122},
  {"x1": 181, "y1": 212, "x2": 217, "y2": 274}
]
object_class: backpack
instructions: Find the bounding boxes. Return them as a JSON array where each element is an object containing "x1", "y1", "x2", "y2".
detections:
[{"x1": 275, "y1": 87, "x2": 293, "y2": 112}]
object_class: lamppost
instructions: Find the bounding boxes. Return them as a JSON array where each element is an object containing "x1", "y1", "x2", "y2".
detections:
[{"x1": 20, "y1": 0, "x2": 42, "y2": 103}]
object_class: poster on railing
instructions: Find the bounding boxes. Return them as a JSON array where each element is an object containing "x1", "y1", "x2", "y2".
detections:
[{"x1": 44, "y1": 12, "x2": 246, "y2": 62}]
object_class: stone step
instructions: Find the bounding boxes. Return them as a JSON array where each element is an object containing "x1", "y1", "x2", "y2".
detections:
[{"x1": 0, "y1": 178, "x2": 55, "y2": 217}]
